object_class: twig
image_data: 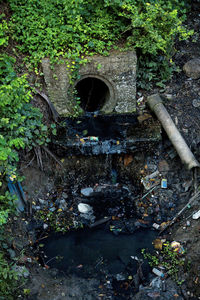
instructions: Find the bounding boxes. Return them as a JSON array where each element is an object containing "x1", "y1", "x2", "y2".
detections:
[
  {"x1": 42, "y1": 145, "x2": 63, "y2": 168},
  {"x1": 159, "y1": 191, "x2": 200, "y2": 234},
  {"x1": 34, "y1": 147, "x2": 43, "y2": 171},
  {"x1": 45, "y1": 256, "x2": 57, "y2": 265},
  {"x1": 19, "y1": 155, "x2": 35, "y2": 171},
  {"x1": 193, "y1": 167, "x2": 198, "y2": 194},
  {"x1": 141, "y1": 185, "x2": 158, "y2": 200}
]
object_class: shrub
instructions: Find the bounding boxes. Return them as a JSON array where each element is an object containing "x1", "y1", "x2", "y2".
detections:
[{"x1": 7, "y1": 0, "x2": 193, "y2": 87}]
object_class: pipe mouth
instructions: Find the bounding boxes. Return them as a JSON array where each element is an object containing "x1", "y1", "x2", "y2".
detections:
[{"x1": 75, "y1": 77, "x2": 110, "y2": 112}]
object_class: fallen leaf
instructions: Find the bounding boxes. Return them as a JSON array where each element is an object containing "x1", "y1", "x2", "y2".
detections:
[
  {"x1": 153, "y1": 238, "x2": 163, "y2": 250},
  {"x1": 124, "y1": 154, "x2": 133, "y2": 166},
  {"x1": 44, "y1": 264, "x2": 49, "y2": 269}
]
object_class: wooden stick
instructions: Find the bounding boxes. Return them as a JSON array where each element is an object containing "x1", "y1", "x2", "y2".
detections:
[
  {"x1": 42, "y1": 145, "x2": 63, "y2": 168},
  {"x1": 159, "y1": 191, "x2": 200, "y2": 234}
]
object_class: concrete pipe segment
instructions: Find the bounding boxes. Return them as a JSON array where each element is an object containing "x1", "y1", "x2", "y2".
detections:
[{"x1": 147, "y1": 94, "x2": 199, "y2": 170}]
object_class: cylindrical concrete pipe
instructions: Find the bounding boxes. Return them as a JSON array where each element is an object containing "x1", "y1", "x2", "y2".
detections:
[{"x1": 147, "y1": 94, "x2": 200, "y2": 170}]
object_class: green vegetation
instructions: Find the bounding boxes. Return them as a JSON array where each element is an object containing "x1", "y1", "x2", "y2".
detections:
[
  {"x1": 0, "y1": 252, "x2": 19, "y2": 300},
  {"x1": 0, "y1": 14, "x2": 56, "y2": 298},
  {"x1": 8, "y1": 0, "x2": 193, "y2": 88},
  {"x1": 142, "y1": 241, "x2": 189, "y2": 285}
]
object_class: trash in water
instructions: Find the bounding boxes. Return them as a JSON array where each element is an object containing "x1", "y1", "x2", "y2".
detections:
[
  {"x1": 161, "y1": 178, "x2": 167, "y2": 189},
  {"x1": 171, "y1": 241, "x2": 185, "y2": 254},
  {"x1": 192, "y1": 209, "x2": 200, "y2": 220},
  {"x1": 152, "y1": 267, "x2": 165, "y2": 278},
  {"x1": 110, "y1": 225, "x2": 122, "y2": 234}
]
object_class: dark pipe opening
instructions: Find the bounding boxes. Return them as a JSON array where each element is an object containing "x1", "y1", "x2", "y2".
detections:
[{"x1": 75, "y1": 77, "x2": 110, "y2": 112}]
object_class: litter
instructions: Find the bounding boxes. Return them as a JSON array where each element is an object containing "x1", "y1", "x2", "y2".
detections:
[
  {"x1": 141, "y1": 170, "x2": 160, "y2": 190},
  {"x1": 171, "y1": 241, "x2": 185, "y2": 254},
  {"x1": 153, "y1": 239, "x2": 163, "y2": 250},
  {"x1": 152, "y1": 223, "x2": 160, "y2": 230},
  {"x1": 161, "y1": 178, "x2": 167, "y2": 189},
  {"x1": 192, "y1": 209, "x2": 200, "y2": 220},
  {"x1": 152, "y1": 268, "x2": 165, "y2": 278}
]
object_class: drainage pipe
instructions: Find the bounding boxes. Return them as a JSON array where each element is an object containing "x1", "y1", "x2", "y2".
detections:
[{"x1": 147, "y1": 94, "x2": 200, "y2": 170}]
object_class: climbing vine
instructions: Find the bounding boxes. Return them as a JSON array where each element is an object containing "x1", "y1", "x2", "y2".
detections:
[{"x1": 7, "y1": 0, "x2": 193, "y2": 88}]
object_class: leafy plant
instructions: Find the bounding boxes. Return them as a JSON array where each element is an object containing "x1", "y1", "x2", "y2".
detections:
[
  {"x1": 0, "y1": 55, "x2": 52, "y2": 184},
  {"x1": 0, "y1": 14, "x2": 9, "y2": 47},
  {"x1": 7, "y1": 0, "x2": 193, "y2": 88},
  {"x1": 142, "y1": 241, "x2": 187, "y2": 284},
  {"x1": 0, "y1": 252, "x2": 20, "y2": 299}
]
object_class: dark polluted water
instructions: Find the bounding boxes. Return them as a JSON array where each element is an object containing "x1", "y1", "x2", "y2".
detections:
[{"x1": 42, "y1": 228, "x2": 157, "y2": 278}]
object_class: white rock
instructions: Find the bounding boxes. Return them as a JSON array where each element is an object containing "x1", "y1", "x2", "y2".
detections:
[
  {"x1": 43, "y1": 223, "x2": 48, "y2": 230},
  {"x1": 192, "y1": 209, "x2": 200, "y2": 220},
  {"x1": 78, "y1": 203, "x2": 93, "y2": 214}
]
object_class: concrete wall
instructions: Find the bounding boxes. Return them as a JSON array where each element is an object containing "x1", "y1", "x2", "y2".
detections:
[{"x1": 42, "y1": 50, "x2": 137, "y2": 116}]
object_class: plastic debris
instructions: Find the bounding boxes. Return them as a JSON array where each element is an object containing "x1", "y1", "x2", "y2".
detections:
[
  {"x1": 171, "y1": 241, "x2": 185, "y2": 254},
  {"x1": 150, "y1": 277, "x2": 162, "y2": 289},
  {"x1": 152, "y1": 223, "x2": 160, "y2": 230},
  {"x1": 130, "y1": 256, "x2": 139, "y2": 261},
  {"x1": 90, "y1": 136, "x2": 99, "y2": 141},
  {"x1": 186, "y1": 220, "x2": 190, "y2": 227},
  {"x1": 43, "y1": 224, "x2": 48, "y2": 230},
  {"x1": 153, "y1": 239, "x2": 163, "y2": 250},
  {"x1": 162, "y1": 280, "x2": 166, "y2": 292},
  {"x1": 192, "y1": 209, "x2": 200, "y2": 220},
  {"x1": 152, "y1": 268, "x2": 165, "y2": 278},
  {"x1": 141, "y1": 170, "x2": 160, "y2": 190},
  {"x1": 161, "y1": 178, "x2": 167, "y2": 189}
]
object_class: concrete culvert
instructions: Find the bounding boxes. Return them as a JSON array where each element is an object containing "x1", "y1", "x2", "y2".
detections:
[{"x1": 75, "y1": 77, "x2": 110, "y2": 112}]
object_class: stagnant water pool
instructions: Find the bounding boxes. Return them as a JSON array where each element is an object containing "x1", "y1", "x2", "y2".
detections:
[{"x1": 42, "y1": 227, "x2": 157, "y2": 279}]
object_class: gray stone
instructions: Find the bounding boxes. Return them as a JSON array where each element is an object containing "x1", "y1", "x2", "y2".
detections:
[
  {"x1": 62, "y1": 192, "x2": 68, "y2": 199},
  {"x1": 183, "y1": 58, "x2": 200, "y2": 79},
  {"x1": 38, "y1": 198, "x2": 45, "y2": 205},
  {"x1": 81, "y1": 187, "x2": 94, "y2": 197},
  {"x1": 192, "y1": 98, "x2": 200, "y2": 107},
  {"x1": 43, "y1": 223, "x2": 48, "y2": 230},
  {"x1": 59, "y1": 199, "x2": 68, "y2": 211},
  {"x1": 42, "y1": 50, "x2": 137, "y2": 116}
]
